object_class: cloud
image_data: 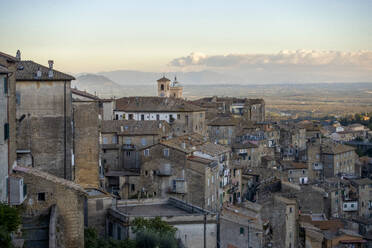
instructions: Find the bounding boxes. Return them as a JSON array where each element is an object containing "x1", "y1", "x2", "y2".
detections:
[{"x1": 168, "y1": 50, "x2": 372, "y2": 83}]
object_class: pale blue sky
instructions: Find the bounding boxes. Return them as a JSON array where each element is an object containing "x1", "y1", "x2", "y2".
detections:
[{"x1": 1, "y1": 0, "x2": 371, "y2": 74}]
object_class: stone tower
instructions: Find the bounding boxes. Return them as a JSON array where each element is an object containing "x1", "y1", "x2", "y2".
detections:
[
  {"x1": 169, "y1": 76, "x2": 183, "y2": 98},
  {"x1": 157, "y1": 76, "x2": 171, "y2": 97}
]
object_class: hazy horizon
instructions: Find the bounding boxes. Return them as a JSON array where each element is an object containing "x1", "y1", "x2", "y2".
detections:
[{"x1": 1, "y1": 0, "x2": 371, "y2": 83}]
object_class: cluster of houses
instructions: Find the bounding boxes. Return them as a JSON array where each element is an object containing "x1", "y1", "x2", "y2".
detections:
[{"x1": 1, "y1": 50, "x2": 371, "y2": 248}]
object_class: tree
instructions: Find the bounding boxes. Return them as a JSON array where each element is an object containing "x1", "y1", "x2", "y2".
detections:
[{"x1": 0, "y1": 203, "x2": 21, "y2": 248}]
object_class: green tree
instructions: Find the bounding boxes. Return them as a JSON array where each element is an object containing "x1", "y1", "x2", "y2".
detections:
[{"x1": 0, "y1": 203, "x2": 21, "y2": 248}]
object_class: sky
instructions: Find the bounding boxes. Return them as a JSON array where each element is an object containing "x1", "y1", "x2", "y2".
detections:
[{"x1": 1, "y1": 0, "x2": 371, "y2": 82}]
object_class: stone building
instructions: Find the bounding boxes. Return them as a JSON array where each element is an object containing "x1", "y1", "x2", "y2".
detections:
[
  {"x1": 192, "y1": 96, "x2": 265, "y2": 123},
  {"x1": 280, "y1": 161, "x2": 309, "y2": 184},
  {"x1": 114, "y1": 96, "x2": 206, "y2": 136},
  {"x1": 157, "y1": 76, "x2": 183, "y2": 98},
  {"x1": 321, "y1": 141, "x2": 357, "y2": 178},
  {"x1": 0, "y1": 51, "x2": 18, "y2": 203},
  {"x1": 279, "y1": 125, "x2": 307, "y2": 161},
  {"x1": 231, "y1": 142, "x2": 260, "y2": 168},
  {"x1": 15, "y1": 57, "x2": 75, "y2": 179},
  {"x1": 101, "y1": 120, "x2": 171, "y2": 173},
  {"x1": 220, "y1": 202, "x2": 265, "y2": 248},
  {"x1": 207, "y1": 115, "x2": 239, "y2": 145},
  {"x1": 13, "y1": 166, "x2": 87, "y2": 248},
  {"x1": 72, "y1": 101, "x2": 101, "y2": 188},
  {"x1": 107, "y1": 198, "x2": 217, "y2": 248},
  {"x1": 350, "y1": 178, "x2": 372, "y2": 218}
]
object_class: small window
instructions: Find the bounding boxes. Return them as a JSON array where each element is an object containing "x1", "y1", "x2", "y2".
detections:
[
  {"x1": 128, "y1": 114, "x2": 133, "y2": 120},
  {"x1": 4, "y1": 123, "x2": 9, "y2": 141},
  {"x1": 96, "y1": 199, "x2": 103, "y2": 211},
  {"x1": 145, "y1": 170, "x2": 148, "y2": 176},
  {"x1": 240, "y1": 227, "x2": 244, "y2": 235},
  {"x1": 177, "y1": 114, "x2": 180, "y2": 119},
  {"x1": 156, "y1": 114, "x2": 160, "y2": 121},
  {"x1": 38, "y1": 192, "x2": 46, "y2": 201},
  {"x1": 163, "y1": 148, "x2": 169, "y2": 157},
  {"x1": 144, "y1": 149, "x2": 150, "y2": 157},
  {"x1": 141, "y1": 114, "x2": 145, "y2": 120},
  {"x1": 16, "y1": 92, "x2": 21, "y2": 105},
  {"x1": 131, "y1": 184, "x2": 135, "y2": 192},
  {"x1": 141, "y1": 138, "x2": 147, "y2": 146},
  {"x1": 3, "y1": 77, "x2": 8, "y2": 95},
  {"x1": 117, "y1": 226, "x2": 122, "y2": 240}
]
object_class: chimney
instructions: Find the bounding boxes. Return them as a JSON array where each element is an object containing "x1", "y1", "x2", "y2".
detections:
[
  {"x1": 36, "y1": 67, "x2": 42, "y2": 78},
  {"x1": 16, "y1": 50, "x2": 21, "y2": 60},
  {"x1": 48, "y1": 60, "x2": 54, "y2": 78}
]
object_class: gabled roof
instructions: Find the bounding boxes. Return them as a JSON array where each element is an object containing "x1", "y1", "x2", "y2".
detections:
[
  {"x1": 13, "y1": 166, "x2": 87, "y2": 195},
  {"x1": 160, "y1": 133, "x2": 206, "y2": 153},
  {"x1": 207, "y1": 115, "x2": 239, "y2": 126},
  {"x1": 101, "y1": 120, "x2": 169, "y2": 135},
  {"x1": 157, "y1": 76, "x2": 170, "y2": 82},
  {"x1": 16, "y1": 60, "x2": 75, "y2": 81},
  {"x1": 321, "y1": 142, "x2": 355, "y2": 154},
  {"x1": 115, "y1": 96, "x2": 204, "y2": 112},
  {"x1": 0, "y1": 51, "x2": 19, "y2": 62},
  {"x1": 71, "y1": 88, "x2": 100, "y2": 100}
]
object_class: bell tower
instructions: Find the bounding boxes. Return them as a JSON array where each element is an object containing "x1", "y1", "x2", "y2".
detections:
[{"x1": 157, "y1": 75, "x2": 171, "y2": 97}]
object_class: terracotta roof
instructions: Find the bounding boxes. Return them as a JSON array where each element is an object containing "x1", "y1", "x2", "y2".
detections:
[
  {"x1": 187, "y1": 156, "x2": 214, "y2": 165},
  {"x1": 0, "y1": 65, "x2": 9, "y2": 74},
  {"x1": 13, "y1": 166, "x2": 87, "y2": 194},
  {"x1": 299, "y1": 215, "x2": 344, "y2": 231},
  {"x1": 351, "y1": 178, "x2": 372, "y2": 186},
  {"x1": 321, "y1": 142, "x2": 355, "y2": 154},
  {"x1": 281, "y1": 161, "x2": 308, "y2": 170},
  {"x1": 101, "y1": 120, "x2": 169, "y2": 135},
  {"x1": 15, "y1": 60, "x2": 75, "y2": 81},
  {"x1": 160, "y1": 133, "x2": 207, "y2": 153},
  {"x1": 207, "y1": 115, "x2": 239, "y2": 126},
  {"x1": 115, "y1": 97, "x2": 204, "y2": 112},
  {"x1": 157, "y1": 76, "x2": 171, "y2": 82},
  {"x1": 232, "y1": 142, "x2": 258, "y2": 149},
  {"x1": 0, "y1": 51, "x2": 18, "y2": 62},
  {"x1": 71, "y1": 88, "x2": 100, "y2": 100}
]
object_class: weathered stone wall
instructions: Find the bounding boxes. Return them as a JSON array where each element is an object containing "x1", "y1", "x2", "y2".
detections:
[
  {"x1": 87, "y1": 194, "x2": 113, "y2": 236},
  {"x1": 73, "y1": 102, "x2": 100, "y2": 188},
  {"x1": 15, "y1": 170, "x2": 85, "y2": 248},
  {"x1": 0, "y1": 73, "x2": 9, "y2": 202},
  {"x1": 16, "y1": 81, "x2": 72, "y2": 179}
]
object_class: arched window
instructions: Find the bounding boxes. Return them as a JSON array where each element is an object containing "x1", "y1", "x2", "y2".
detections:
[{"x1": 161, "y1": 84, "x2": 164, "y2": 90}]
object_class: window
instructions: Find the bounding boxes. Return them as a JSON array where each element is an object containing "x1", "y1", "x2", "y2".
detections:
[
  {"x1": 4, "y1": 123, "x2": 9, "y2": 141},
  {"x1": 96, "y1": 199, "x2": 103, "y2": 211},
  {"x1": 212, "y1": 175, "x2": 214, "y2": 183},
  {"x1": 208, "y1": 178, "x2": 210, "y2": 187},
  {"x1": 240, "y1": 227, "x2": 244, "y2": 235},
  {"x1": 163, "y1": 148, "x2": 169, "y2": 157},
  {"x1": 16, "y1": 92, "x2": 21, "y2": 105},
  {"x1": 141, "y1": 138, "x2": 147, "y2": 146},
  {"x1": 125, "y1": 138, "x2": 131, "y2": 145},
  {"x1": 23, "y1": 184, "x2": 27, "y2": 197},
  {"x1": 117, "y1": 226, "x2": 122, "y2": 240},
  {"x1": 200, "y1": 113, "x2": 203, "y2": 118},
  {"x1": 131, "y1": 184, "x2": 135, "y2": 192},
  {"x1": 161, "y1": 84, "x2": 164, "y2": 90},
  {"x1": 112, "y1": 136, "x2": 117, "y2": 144},
  {"x1": 145, "y1": 170, "x2": 148, "y2": 176},
  {"x1": 128, "y1": 114, "x2": 133, "y2": 120},
  {"x1": 141, "y1": 114, "x2": 145, "y2": 120},
  {"x1": 108, "y1": 222, "x2": 113, "y2": 237},
  {"x1": 302, "y1": 170, "x2": 305, "y2": 174},
  {"x1": 156, "y1": 114, "x2": 160, "y2": 121},
  {"x1": 3, "y1": 77, "x2": 8, "y2": 95},
  {"x1": 177, "y1": 114, "x2": 180, "y2": 119},
  {"x1": 289, "y1": 207, "x2": 292, "y2": 213},
  {"x1": 126, "y1": 151, "x2": 131, "y2": 157},
  {"x1": 38, "y1": 192, "x2": 46, "y2": 201},
  {"x1": 144, "y1": 149, "x2": 150, "y2": 157}
]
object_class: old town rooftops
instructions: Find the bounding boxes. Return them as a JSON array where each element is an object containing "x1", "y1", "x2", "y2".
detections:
[
  {"x1": 101, "y1": 120, "x2": 169, "y2": 135},
  {"x1": 207, "y1": 115, "x2": 239, "y2": 126},
  {"x1": 160, "y1": 133, "x2": 230, "y2": 155},
  {"x1": 115, "y1": 96, "x2": 204, "y2": 112},
  {"x1": 13, "y1": 166, "x2": 87, "y2": 195},
  {"x1": 16, "y1": 60, "x2": 75, "y2": 81},
  {"x1": 280, "y1": 161, "x2": 308, "y2": 170},
  {"x1": 193, "y1": 96, "x2": 264, "y2": 105},
  {"x1": 321, "y1": 141, "x2": 355, "y2": 154}
]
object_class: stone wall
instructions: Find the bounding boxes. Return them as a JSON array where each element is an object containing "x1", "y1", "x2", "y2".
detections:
[
  {"x1": 16, "y1": 80, "x2": 73, "y2": 179},
  {"x1": 15, "y1": 168, "x2": 86, "y2": 248},
  {"x1": 73, "y1": 102, "x2": 100, "y2": 188}
]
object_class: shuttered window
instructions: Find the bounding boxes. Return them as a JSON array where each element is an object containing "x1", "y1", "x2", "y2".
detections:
[
  {"x1": 4, "y1": 123, "x2": 9, "y2": 140},
  {"x1": 3, "y1": 77, "x2": 8, "y2": 95}
]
